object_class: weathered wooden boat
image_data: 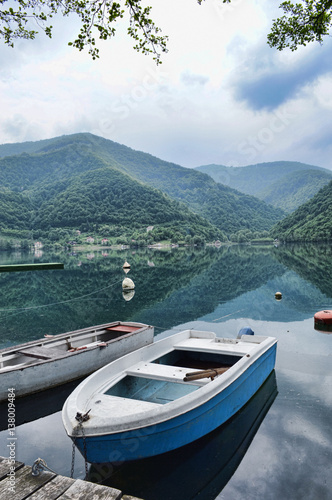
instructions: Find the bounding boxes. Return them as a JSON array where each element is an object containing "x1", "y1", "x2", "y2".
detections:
[
  {"x1": 0, "y1": 322, "x2": 154, "y2": 402},
  {"x1": 62, "y1": 329, "x2": 277, "y2": 463}
]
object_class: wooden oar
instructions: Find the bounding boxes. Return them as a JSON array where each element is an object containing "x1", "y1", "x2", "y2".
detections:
[{"x1": 183, "y1": 366, "x2": 229, "y2": 382}]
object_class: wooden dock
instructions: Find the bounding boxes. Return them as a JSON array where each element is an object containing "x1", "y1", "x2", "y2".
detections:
[
  {"x1": 0, "y1": 456, "x2": 141, "y2": 499},
  {"x1": 0, "y1": 263, "x2": 64, "y2": 273}
]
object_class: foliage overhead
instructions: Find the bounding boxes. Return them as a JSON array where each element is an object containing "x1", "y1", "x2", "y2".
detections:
[
  {"x1": 0, "y1": 0, "x2": 168, "y2": 63},
  {"x1": 1, "y1": 1, "x2": 331, "y2": 61},
  {"x1": 267, "y1": 0, "x2": 332, "y2": 51}
]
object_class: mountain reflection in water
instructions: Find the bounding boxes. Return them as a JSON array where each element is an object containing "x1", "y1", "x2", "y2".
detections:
[{"x1": 0, "y1": 245, "x2": 331, "y2": 499}]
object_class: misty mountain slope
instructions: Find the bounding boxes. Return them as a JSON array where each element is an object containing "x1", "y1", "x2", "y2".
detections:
[
  {"x1": 196, "y1": 161, "x2": 332, "y2": 211},
  {"x1": 260, "y1": 169, "x2": 332, "y2": 211},
  {"x1": 271, "y1": 180, "x2": 332, "y2": 241}
]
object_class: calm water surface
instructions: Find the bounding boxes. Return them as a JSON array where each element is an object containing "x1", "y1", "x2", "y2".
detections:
[{"x1": 0, "y1": 244, "x2": 331, "y2": 499}]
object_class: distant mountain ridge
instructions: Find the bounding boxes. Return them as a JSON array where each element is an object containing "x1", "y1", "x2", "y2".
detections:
[
  {"x1": 195, "y1": 161, "x2": 332, "y2": 212},
  {"x1": 0, "y1": 133, "x2": 284, "y2": 238}
]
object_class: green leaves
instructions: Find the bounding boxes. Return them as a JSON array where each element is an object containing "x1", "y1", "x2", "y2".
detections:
[
  {"x1": 268, "y1": 0, "x2": 332, "y2": 50},
  {"x1": 0, "y1": 0, "x2": 168, "y2": 63},
  {"x1": 1, "y1": 0, "x2": 332, "y2": 59},
  {"x1": 125, "y1": 0, "x2": 168, "y2": 64}
]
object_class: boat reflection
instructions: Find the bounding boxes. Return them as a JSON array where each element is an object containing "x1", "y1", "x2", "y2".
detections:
[
  {"x1": 0, "y1": 377, "x2": 84, "y2": 431},
  {"x1": 88, "y1": 370, "x2": 278, "y2": 500}
]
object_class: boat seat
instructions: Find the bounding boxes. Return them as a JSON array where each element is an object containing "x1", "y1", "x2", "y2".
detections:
[
  {"x1": 174, "y1": 338, "x2": 253, "y2": 356},
  {"x1": 126, "y1": 362, "x2": 210, "y2": 386},
  {"x1": 106, "y1": 325, "x2": 141, "y2": 333},
  {"x1": 17, "y1": 345, "x2": 69, "y2": 360}
]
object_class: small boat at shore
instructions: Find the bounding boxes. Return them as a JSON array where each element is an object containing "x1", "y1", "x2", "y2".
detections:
[
  {"x1": 62, "y1": 329, "x2": 277, "y2": 463},
  {"x1": 0, "y1": 322, "x2": 154, "y2": 402}
]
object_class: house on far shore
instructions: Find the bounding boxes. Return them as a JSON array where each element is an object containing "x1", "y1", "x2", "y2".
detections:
[
  {"x1": 101, "y1": 238, "x2": 109, "y2": 245},
  {"x1": 147, "y1": 226, "x2": 154, "y2": 233},
  {"x1": 86, "y1": 236, "x2": 94, "y2": 244}
]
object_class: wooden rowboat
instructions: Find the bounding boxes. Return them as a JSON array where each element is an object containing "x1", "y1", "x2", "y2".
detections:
[
  {"x1": 0, "y1": 322, "x2": 154, "y2": 402},
  {"x1": 62, "y1": 329, "x2": 277, "y2": 463}
]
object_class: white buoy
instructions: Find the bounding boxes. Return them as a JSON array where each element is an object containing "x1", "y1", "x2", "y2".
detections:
[
  {"x1": 122, "y1": 290, "x2": 135, "y2": 301},
  {"x1": 122, "y1": 277, "x2": 135, "y2": 290}
]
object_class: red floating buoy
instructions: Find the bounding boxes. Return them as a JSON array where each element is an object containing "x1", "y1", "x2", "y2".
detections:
[{"x1": 314, "y1": 310, "x2": 332, "y2": 333}]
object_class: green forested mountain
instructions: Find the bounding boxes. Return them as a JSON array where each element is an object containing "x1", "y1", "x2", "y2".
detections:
[
  {"x1": 0, "y1": 189, "x2": 32, "y2": 230},
  {"x1": 196, "y1": 161, "x2": 332, "y2": 212},
  {"x1": 0, "y1": 133, "x2": 284, "y2": 240},
  {"x1": 271, "y1": 180, "x2": 332, "y2": 241},
  {"x1": 0, "y1": 137, "x2": 62, "y2": 159},
  {"x1": 32, "y1": 167, "x2": 220, "y2": 240}
]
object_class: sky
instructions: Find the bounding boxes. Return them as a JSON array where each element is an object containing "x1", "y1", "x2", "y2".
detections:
[{"x1": 1, "y1": 0, "x2": 332, "y2": 170}]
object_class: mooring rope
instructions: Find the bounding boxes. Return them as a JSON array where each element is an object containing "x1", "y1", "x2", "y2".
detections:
[{"x1": 0, "y1": 278, "x2": 123, "y2": 316}]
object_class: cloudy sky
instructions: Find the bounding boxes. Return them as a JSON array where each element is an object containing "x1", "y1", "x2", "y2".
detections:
[{"x1": 1, "y1": 0, "x2": 332, "y2": 170}]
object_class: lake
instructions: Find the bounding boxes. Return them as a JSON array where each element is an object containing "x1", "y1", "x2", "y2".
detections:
[{"x1": 0, "y1": 243, "x2": 331, "y2": 499}]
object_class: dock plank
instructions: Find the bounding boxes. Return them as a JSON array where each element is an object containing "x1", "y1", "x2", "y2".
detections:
[
  {"x1": 0, "y1": 457, "x2": 142, "y2": 500},
  {"x1": 0, "y1": 464, "x2": 55, "y2": 500},
  {"x1": 0, "y1": 457, "x2": 24, "y2": 480},
  {"x1": 0, "y1": 263, "x2": 64, "y2": 273},
  {"x1": 57, "y1": 478, "x2": 122, "y2": 499},
  {"x1": 27, "y1": 475, "x2": 75, "y2": 499}
]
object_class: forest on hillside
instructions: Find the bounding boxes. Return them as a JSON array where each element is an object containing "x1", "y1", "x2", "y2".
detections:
[
  {"x1": 271, "y1": 181, "x2": 332, "y2": 241},
  {"x1": 0, "y1": 133, "x2": 331, "y2": 248}
]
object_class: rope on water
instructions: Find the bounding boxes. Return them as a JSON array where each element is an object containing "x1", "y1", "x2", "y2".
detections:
[{"x1": 0, "y1": 278, "x2": 123, "y2": 316}]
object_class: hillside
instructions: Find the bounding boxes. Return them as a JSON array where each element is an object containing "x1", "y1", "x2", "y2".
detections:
[
  {"x1": 0, "y1": 133, "x2": 284, "y2": 239},
  {"x1": 0, "y1": 161, "x2": 221, "y2": 243},
  {"x1": 196, "y1": 161, "x2": 332, "y2": 212},
  {"x1": 31, "y1": 167, "x2": 220, "y2": 240},
  {"x1": 0, "y1": 137, "x2": 61, "y2": 159},
  {"x1": 271, "y1": 180, "x2": 332, "y2": 241},
  {"x1": 0, "y1": 189, "x2": 32, "y2": 231}
]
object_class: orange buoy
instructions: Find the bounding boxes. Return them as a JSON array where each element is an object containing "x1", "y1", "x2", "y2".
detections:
[{"x1": 314, "y1": 310, "x2": 332, "y2": 332}]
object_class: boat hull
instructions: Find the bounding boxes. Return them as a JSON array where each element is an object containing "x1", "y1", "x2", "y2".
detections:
[
  {"x1": 0, "y1": 323, "x2": 154, "y2": 401},
  {"x1": 73, "y1": 342, "x2": 276, "y2": 463},
  {"x1": 87, "y1": 371, "x2": 278, "y2": 498}
]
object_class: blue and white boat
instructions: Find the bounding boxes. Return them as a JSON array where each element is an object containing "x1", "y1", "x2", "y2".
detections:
[{"x1": 62, "y1": 329, "x2": 277, "y2": 463}]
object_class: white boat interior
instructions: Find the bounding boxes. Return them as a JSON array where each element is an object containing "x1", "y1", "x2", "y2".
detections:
[{"x1": 104, "y1": 344, "x2": 243, "y2": 404}]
